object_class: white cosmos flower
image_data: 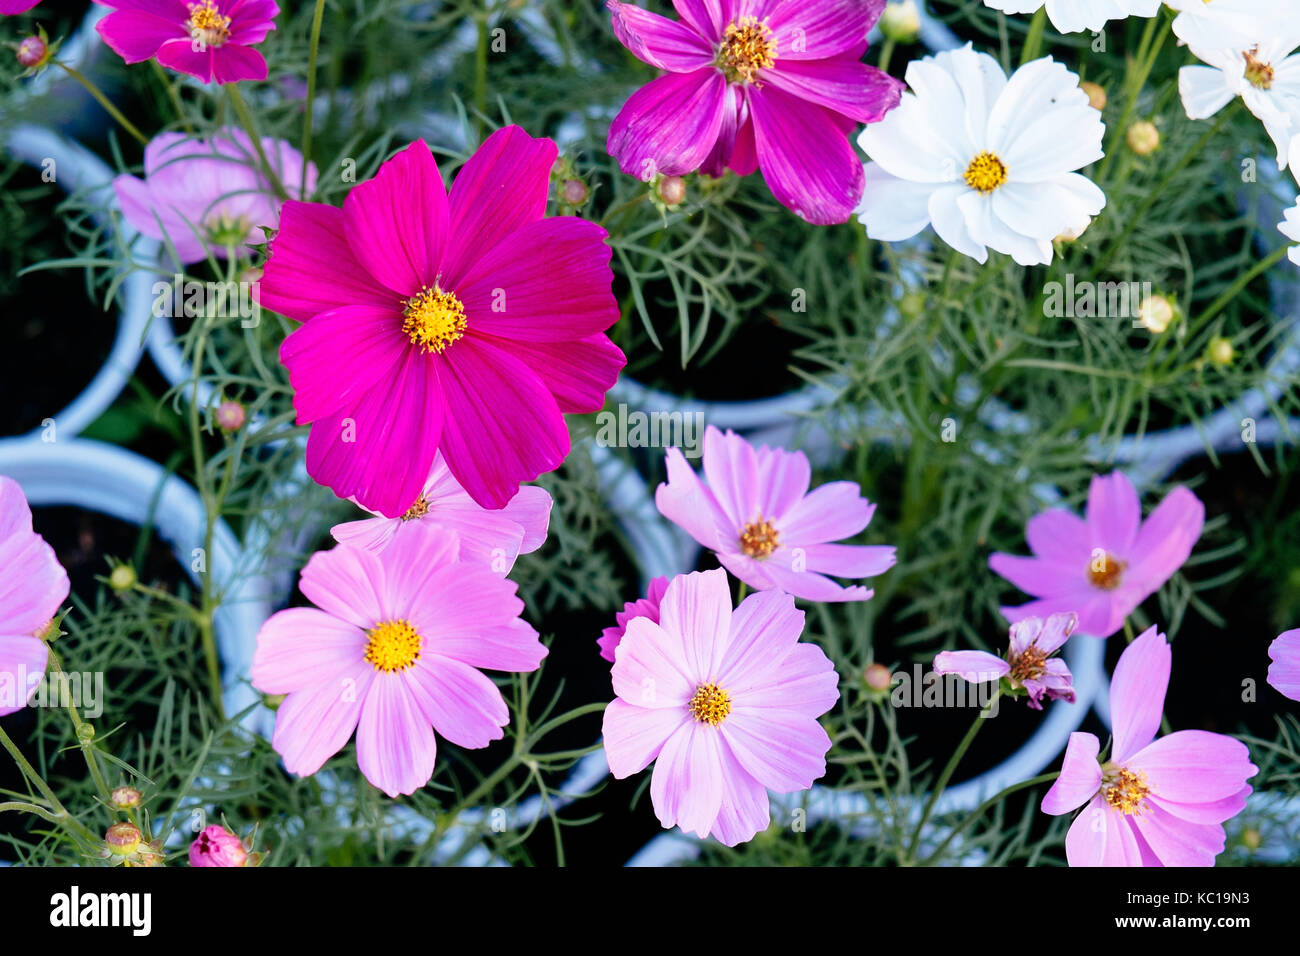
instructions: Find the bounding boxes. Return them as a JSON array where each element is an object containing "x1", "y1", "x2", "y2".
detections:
[
  {"x1": 981, "y1": 0, "x2": 1160, "y2": 35},
  {"x1": 1179, "y1": 34, "x2": 1300, "y2": 166},
  {"x1": 1167, "y1": 0, "x2": 1284, "y2": 52},
  {"x1": 1280, "y1": 134, "x2": 1300, "y2": 267},
  {"x1": 856, "y1": 45, "x2": 1106, "y2": 267}
]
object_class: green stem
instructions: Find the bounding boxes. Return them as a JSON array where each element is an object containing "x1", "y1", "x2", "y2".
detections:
[
  {"x1": 151, "y1": 61, "x2": 195, "y2": 134},
  {"x1": 1187, "y1": 244, "x2": 1292, "y2": 337},
  {"x1": 55, "y1": 62, "x2": 148, "y2": 146},
  {"x1": 1097, "y1": 12, "x2": 1168, "y2": 182},
  {"x1": 0, "y1": 723, "x2": 98, "y2": 845},
  {"x1": 877, "y1": 37, "x2": 896, "y2": 75},
  {"x1": 226, "y1": 84, "x2": 289, "y2": 200},
  {"x1": 475, "y1": 12, "x2": 489, "y2": 131},
  {"x1": 1019, "y1": 7, "x2": 1048, "y2": 65},
  {"x1": 921, "y1": 772, "x2": 1059, "y2": 864},
  {"x1": 301, "y1": 0, "x2": 328, "y2": 198}
]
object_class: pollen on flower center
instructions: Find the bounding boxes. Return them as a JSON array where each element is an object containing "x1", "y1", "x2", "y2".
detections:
[
  {"x1": 964, "y1": 151, "x2": 1008, "y2": 194},
  {"x1": 739, "y1": 518, "x2": 779, "y2": 558},
  {"x1": 688, "y1": 682, "x2": 732, "y2": 725},
  {"x1": 1102, "y1": 766, "x2": 1153, "y2": 815},
  {"x1": 187, "y1": 0, "x2": 232, "y2": 49},
  {"x1": 1009, "y1": 645, "x2": 1047, "y2": 683},
  {"x1": 364, "y1": 619, "x2": 422, "y2": 672},
  {"x1": 1088, "y1": 552, "x2": 1126, "y2": 590},
  {"x1": 402, "y1": 285, "x2": 467, "y2": 353},
  {"x1": 1243, "y1": 47, "x2": 1275, "y2": 89},
  {"x1": 717, "y1": 16, "x2": 776, "y2": 85},
  {"x1": 401, "y1": 496, "x2": 430, "y2": 521}
]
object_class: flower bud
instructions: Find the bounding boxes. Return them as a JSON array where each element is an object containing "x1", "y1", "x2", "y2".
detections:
[
  {"x1": 1136, "y1": 294, "x2": 1178, "y2": 334},
  {"x1": 657, "y1": 175, "x2": 686, "y2": 207},
  {"x1": 1054, "y1": 217, "x2": 1092, "y2": 243},
  {"x1": 1079, "y1": 81, "x2": 1106, "y2": 112},
  {"x1": 1207, "y1": 336, "x2": 1235, "y2": 366},
  {"x1": 880, "y1": 1, "x2": 921, "y2": 44},
  {"x1": 106, "y1": 822, "x2": 142, "y2": 857},
  {"x1": 109, "y1": 564, "x2": 137, "y2": 592},
  {"x1": 560, "y1": 179, "x2": 588, "y2": 205},
  {"x1": 189, "y1": 824, "x2": 250, "y2": 867},
  {"x1": 216, "y1": 400, "x2": 245, "y2": 432},
  {"x1": 1127, "y1": 120, "x2": 1160, "y2": 156},
  {"x1": 111, "y1": 786, "x2": 143, "y2": 810},
  {"x1": 863, "y1": 663, "x2": 893, "y2": 692},
  {"x1": 16, "y1": 34, "x2": 48, "y2": 69},
  {"x1": 1241, "y1": 827, "x2": 1262, "y2": 851}
]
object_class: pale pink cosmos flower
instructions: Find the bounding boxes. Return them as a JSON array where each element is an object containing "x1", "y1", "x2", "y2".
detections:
[
  {"x1": 655, "y1": 425, "x2": 895, "y2": 602},
  {"x1": 251, "y1": 525, "x2": 546, "y2": 798},
  {"x1": 990, "y1": 472, "x2": 1204, "y2": 638},
  {"x1": 189, "y1": 824, "x2": 249, "y2": 866},
  {"x1": 114, "y1": 128, "x2": 315, "y2": 264},
  {"x1": 602, "y1": 569, "x2": 839, "y2": 845},
  {"x1": 0, "y1": 476, "x2": 69, "y2": 716},
  {"x1": 1042, "y1": 626, "x2": 1256, "y2": 866},
  {"x1": 331, "y1": 451, "x2": 552, "y2": 574},
  {"x1": 597, "y1": 575, "x2": 668, "y2": 663},
  {"x1": 934, "y1": 612, "x2": 1078, "y2": 710},
  {"x1": 1268, "y1": 629, "x2": 1300, "y2": 701}
]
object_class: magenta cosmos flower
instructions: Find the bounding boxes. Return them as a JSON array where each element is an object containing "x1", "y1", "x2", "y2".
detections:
[
  {"x1": 1268, "y1": 629, "x2": 1300, "y2": 701},
  {"x1": 934, "y1": 612, "x2": 1077, "y2": 710},
  {"x1": 606, "y1": 0, "x2": 903, "y2": 224},
  {"x1": 597, "y1": 574, "x2": 668, "y2": 663},
  {"x1": 0, "y1": 476, "x2": 69, "y2": 716},
  {"x1": 259, "y1": 127, "x2": 624, "y2": 515},
  {"x1": 990, "y1": 472, "x2": 1204, "y2": 638},
  {"x1": 115, "y1": 128, "x2": 315, "y2": 264},
  {"x1": 189, "y1": 825, "x2": 250, "y2": 867},
  {"x1": 331, "y1": 451, "x2": 552, "y2": 572},
  {"x1": 95, "y1": 0, "x2": 278, "y2": 84},
  {"x1": 656, "y1": 425, "x2": 894, "y2": 601},
  {"x1": 603, "y1": 569, "x2": 839, "y2": 845},
  {"x1": 1042, "y1": 626, "x2": 1256, "y2": 866},
  {"x1": 251, "y1": 525, "x2": 547, "y2": 797}
]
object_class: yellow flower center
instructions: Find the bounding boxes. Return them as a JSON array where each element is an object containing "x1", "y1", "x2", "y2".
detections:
[
  {"x1": 964, "y1": 151, "x2": 1008, "y2": 194},
  {"x1": 402, "y1": 285, "x2": 467, "y2": 353},
  {"x1": 1102, "y1": 765, "x2": 1153, "y2": 816},
  {"x1": 1243, "y1": 47, "x2": 1274, "y2": 89},
  {"x1": 187, "y1": 0, "x2": 232, "y2": 49},
  {"x1": 401, "y1": 496, "x2": 430, "y2": 521},
  {"x1": 688, "y1": 682, "x2": 732, "y2": 725},
  {"x1": 717, "y1": 16, "x2": 776, "y2": 85},
  {"x1": 364, "y1": 619, "x2": 422, "y2": 672},
  {"x1": 1009, "y1": 645, "x2": 1047, "y2": 683},
  {"x1": 1088, "y1": 552, "x2": 1126, "y2": 590},
  {"x1": 739, "y1": 518, "x2": 779, "y2": 559}
]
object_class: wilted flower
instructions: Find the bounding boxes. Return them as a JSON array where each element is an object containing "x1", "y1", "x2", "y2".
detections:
[{"x1": 934, "y1": 612, "x2": 1078, "y2": 709}]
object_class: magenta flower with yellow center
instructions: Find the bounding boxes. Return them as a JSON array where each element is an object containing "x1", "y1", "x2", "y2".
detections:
[
  {"x1": 259, "y1": 127, "x2": 624, "y2": 516},
  {"x1": 95, "y1": 0, "x2": 279, "y2": 84}
]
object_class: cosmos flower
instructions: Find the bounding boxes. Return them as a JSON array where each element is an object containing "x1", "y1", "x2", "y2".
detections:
[
  {"x1": 250, "y1": 525, "x2": 547, "y2": 797},
  {"x1": 597, "y1": 575, "x2": 669, "y2": 663},
  {"x1": 0, "y1": 1, "x2": 41, "y2": 14},
  {"x1": 602, "y1": 569, "x2": 839, "y2": 845},
  {"x1": 605, "y1": 0, "x2": 903, "y2": 224},
  {"x1": 1280, "y1": 199, "x2": 1300, "y2": 266},
  {"x1": 0, "y1": 476, "x2": 69, "y2": 717},
  {"x1": 1041, "y1": 626, "x2": 1256, "y2": 866},
  {"x1": 857, "y1": 45, "x2": 1106, "y2": 266},
  {"x1": 1167, "y1": 0, "x2": 1282, "y2": 53},
  {"x1": 189, "y1": 825, "x2": 253, "y2": 867},
  {"x1": 655, "y1": 425, "x2": 895, "y2": 602},
  {"x1": 95, "y1": 0, "x2": 280, "y2": 84},
  {"x1": 331, "y1": 451, "x2": 552, "y2": 573},
  {"x1": 980, "y1": 0, "x2": 1160, "y2": 35},
  {"x1": 989, "y1": 471, "x2": 1204, "y2": 639},
  {"x1": 259, "y1": 127, "x2": 624, "y2": 515},
  {"x1": 1267, "y1": 629, "x2": 1300, "y2": 701},
  {"x1": 114, "y1": 128, "x2": 315, "y2": 264},
  {"x1": 934, "y1": 612, "x2": 1078, "y2": 710}
]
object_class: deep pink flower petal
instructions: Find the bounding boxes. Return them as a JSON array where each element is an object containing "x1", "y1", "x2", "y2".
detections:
[
  {"x1": 211, "y1": 44, "x2": 268, "y2": 84},
  {"x1": 271, "y1": 667, "x2": 371, "y2": 777},
  {"x1": 655, "y1": 447, "x2": 730, "y2": 551},
  {"x1": 280, "y1": 304, "x2": 409, "y2": 424},
  {"x1": 454, "y1": 218, "x2": 617, "y2": 343},
  {"x1": 779, "y1": 481, "x2": 873, "y2": 546},
  {"x1": 608, "y1": 0, "x2": 715, "y2": 71},
  {"x1": 0, "y1": 635, "x2": 49, "y2": 717},
  {"x1": 259, "y1": 201, "x2": 398, "y2": 321},
  {"x1": 749, "y1": 84, "x2": 865, "y2": 224},
  {"x1": 710, "y1": 741, "x2": 772, "y2": 846},
  {"x1": 611, "y1": 617, "x2": 695, "y2": 707},
  {"x1": 700, "y1": 85, "x2": 747, "y2": 178},
  {"x1": 766, "y1": 0, "x2": 881, "y2": 60},
  {"x1": 342, "y1": 139, "x2": 449, "y2": 297},
  {"x1": 671, "y1": 0, "x2": 727, "y2": 41},
  {"x1": 1110, "y1": 625, "x2": 1170, "y2": 763},
  {"x1": 227, "y1": 0, "x2": 280, "y2": 44},
  {"x1": 722, "y1": 707, "x2": 830, "y2": 792},
  {"x1": 0, "y1": 0, "x2": 44, "y2": 13},
  {"x1": 608, "y1": 68, "x2": 729, "y2": 178},
  {"x1": 1130, "y1": 805, "x2": 1225, "y2": 867},
  {"x1": 297, "y1": 544, "x2": 386, "y2": 630},
  {"x1": 355, "y1": 676, "x2": 437, "y2": 797},
  {"x1": 1041, "y1": 732, "x2": 1102, "y2": 815},
  {"x1": 249, "y1": 607, "x2": 366, "y2": 695},
  {"x1": 760, "y1": 59, "x2": 902, "y2": 124},
  {"x1": 497, "y1": 485, "x2": 552, "y2": 553},
  {"x1": 155, "y1": 37, "x2": 216, "y2": 83},
  {"x1": 1085, "y1": 471, "x2": 1141, "y2": 557},
  {"x1": 493, "y1": 333, "x2": 625, "y2": 415},
  {"x1": 933, "y1": 650, "x2": 1008, "y2": 684},
  {"x1": 728, "y1": 114, "x2": 758, "y2": 175},
  {"x1": 1150, "y1": 786, "x2": 1251, "y2": 825},
  {"x1": 1125, "y1": 486, "x2": 1205, "y2": 593},
  {"x1": 440, "y1": 126, "x2": 558, "y2": 286},
  {"x1": 405, "y1": 655, "x2": 509, "y2": 749},
  {"x1": 95, "y1": 10, "x2": 184, "y2": 64},
  {"x1": 599, "y1": 576, "x2": 669, "y2": 663},
  {"x1": 435, "y1": 338, "x2": 569, "y2": 509},
  {"x1": 602, "y1": 697, "x2": 688, "y2": 778},
  {"x1": 1128, "y1": 730, "x2": 1257, "y2": 804},
  {"x1": 1268, "y1": 629, "x2": 1300, "y2": 701},
  {"x1": 650, "y1": 722, "x2": 723, "y2": 838}
]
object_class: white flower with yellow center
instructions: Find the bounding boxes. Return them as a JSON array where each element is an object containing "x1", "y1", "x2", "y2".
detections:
[
  {"x1": 981, "y1": 0, "x2": 1160, "y2": 35},
  {"x1": 1167, "y1": 0, "x2": 1285, "y2": 52},
  {"x1": 857, "y1": 45, "x2": 1106, "y2": 267}
]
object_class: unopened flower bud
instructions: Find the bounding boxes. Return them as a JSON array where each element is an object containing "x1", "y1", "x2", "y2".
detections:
[
  {"x1": 863, "y1": 663, "x2": 893, "y2": 692},
  {"x1": 1241, "y1": 827, "x2": 1262, "y2": 851},
  {"x1": 216, "y1": 400, "x2": 245, "y2": 432},
  {"x1": 657, "y1": 175, "x2": 686, "y2": 207},
  {"x1": 1136, "y1": 294, "x2": 1178, "y2": 334},
  {"x1": 561, "y1": 179, "x2": 588, "y2": 205},
  {"x1": 1127, "y1": 120, "x2": 1160, "y2": 156},
  {"x1": 111, "y1": 786, "x2": 143, "y2": 809},
  {"x1": 1207, "y1": 336, "x2": 1235, "y2": 366},
  {"x1": 880, "y1": 1, "x2": 921, "y2": 43},
  {"x1": 1054, "y1": 217, "x2": 1092, "y2": 243},
  {"x1": 1079, "y1": 81, "x2": 1106, "y2": 112},
  {"x1": 109, "y1": 564, "x2": 137, "y2": 592},
  {"x1": 16, "y1": 34, "x2": 48, "y2": 69},
  {"x1": 189, "y1": 824, "x2": 250, "y2": 867},
  {"x1": 106, "y1": 822, "x2": 142, "y2": 857},
  {"x1": 128, "y1": 843, "x2": 166, "y2": 867}
]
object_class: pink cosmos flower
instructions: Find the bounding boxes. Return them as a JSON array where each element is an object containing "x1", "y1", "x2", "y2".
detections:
[
  {"x1": 114, "y1": 128, "x2": 315, "y2": 264},
  {"x1": 1268, "y1": 629, "x2": 1300, "y2": 701},
  {"x1": 597, "y1": 574, "x2": 668, "y2": 663},
  {"x1": 250, "y1": 525, "x2": 547, "y2": 798},
  {"x1": 259, "y1": 128, "x2": 625, "y2": 515},
  {"x1": 934, "y1": 612, "x2": 1078, "y2": 710},
  {"x1": 990, "y1": 472, "x2": 1204, "y2": 638},
  {"x1": 331, "y1": 451, "x2": 552, "y2": 572},
  {"x1": 602, "y1": 569, "x2": 839, "y2": 845},
  {"x1": 0, "y1": 476, "x2": 69, "y2": 716},
  {"x1": 95, "y1": 0, "x2": 278, "y2": 85},
  {"x1": 0, "y1": 1, "x2": 41, "y2": 14},
  {"x1": 1041, "y1": 626, "x2": 1256, "y2": 866},
  {"x1": 189, "y1": 824, "x2": 250, "y2": 866},
  {"x1": 655, "y1": 425, "x2": 895, "y2": 602},
  {"x1": 605, "y1": 0, "x2": 904, "y2": 224}
]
